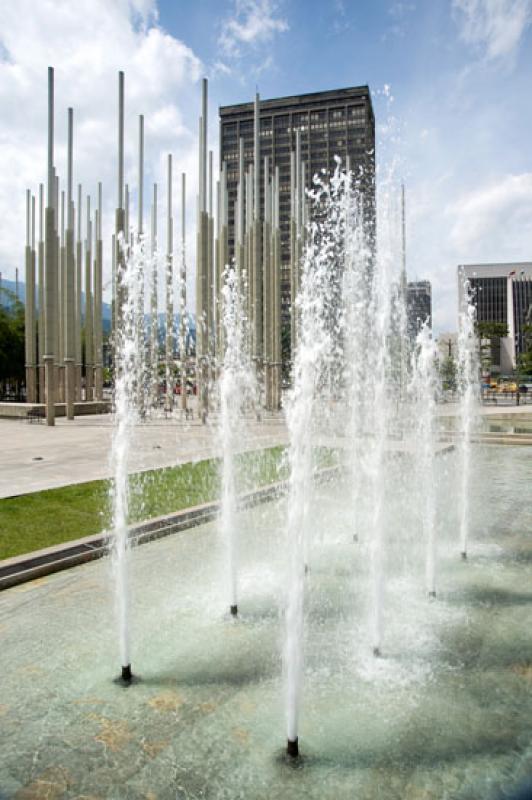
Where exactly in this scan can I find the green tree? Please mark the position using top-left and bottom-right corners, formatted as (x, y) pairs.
(0, 289), (25, 391)
(440, 355), (457, 391)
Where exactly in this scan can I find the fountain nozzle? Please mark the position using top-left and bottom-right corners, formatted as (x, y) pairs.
(428, 590), (436, 599)
(286, 737), (299, 758)
(230, 604), (238, 617)
(461, 551), (467, 561)
(121, 664), (132, 683)
(373, 646), (381, 658)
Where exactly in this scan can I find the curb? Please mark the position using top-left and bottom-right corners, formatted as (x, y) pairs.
(0, 466), (340, 592)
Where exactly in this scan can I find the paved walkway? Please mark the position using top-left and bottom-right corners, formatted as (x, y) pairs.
(0, 409), (288, 499)
(1, 402), (531, 500)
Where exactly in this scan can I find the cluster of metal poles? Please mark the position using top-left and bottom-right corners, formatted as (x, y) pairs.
(195, 83), (309, 420)
(24, 68), (104, 424)
(24, 69), (312, 425)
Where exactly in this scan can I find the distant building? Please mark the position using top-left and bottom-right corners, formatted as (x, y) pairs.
(458, 262), (532, 371)
(407, 280), (432, 339)
(219, 86), (376, 325)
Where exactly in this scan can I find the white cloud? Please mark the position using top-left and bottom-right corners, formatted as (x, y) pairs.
(452, 0), (532, 61)
(219, 0), (289, 57)
(447, 172), (532, 252)
(0, 0), (203, 305)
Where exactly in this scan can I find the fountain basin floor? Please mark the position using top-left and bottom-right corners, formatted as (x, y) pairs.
(1, 445), (532, 799)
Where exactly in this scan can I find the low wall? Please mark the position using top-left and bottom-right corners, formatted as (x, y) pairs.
(0, 401), (111, 419)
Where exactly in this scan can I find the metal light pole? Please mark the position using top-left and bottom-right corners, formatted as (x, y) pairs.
(165, 153), (174, 413)
(44, 66), (56, 426)
(64, 108), (75, 419)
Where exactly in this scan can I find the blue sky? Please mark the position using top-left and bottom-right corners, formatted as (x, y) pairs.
(1, 0), (531, 331)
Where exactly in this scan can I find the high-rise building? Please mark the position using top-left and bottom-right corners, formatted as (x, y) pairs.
(458, 262), (532, 370)
(219, 86), (375, 323)
(407, 280), (432, 339)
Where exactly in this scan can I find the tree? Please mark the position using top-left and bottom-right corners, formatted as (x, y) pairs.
(0, 289), (25, 396)
(440, 355), (457, 391)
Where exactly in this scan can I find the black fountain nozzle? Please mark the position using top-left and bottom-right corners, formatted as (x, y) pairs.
(286, 737), (299, 758)
(373, 646), (381, 658)
(428, 590), (436, 600)
(461, 551), (467, 561)
(304, 563), (310, 576)
(353, 533), (358, 543)
(121, 664), (132, 683)
(230, 604), (238, 617)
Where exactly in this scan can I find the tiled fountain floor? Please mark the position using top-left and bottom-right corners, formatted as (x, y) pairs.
(1, 446), (532, 799)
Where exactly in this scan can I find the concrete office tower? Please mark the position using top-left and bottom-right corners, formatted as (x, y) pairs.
(220, 85), (376, 373)
(94, 183), (104, 401)
(38, 184), (45, 401)
(150, 183), (158, 410)
(165, 153), (174, 413)
(24, 190), (37, 402)
(180, 173), (188, 411)
(85, 197), (93, 400)
(75, 185), (83, 400)
(196, 78), (209, 423)
(64, 108), (76, 419)
(44, 67), (57, 426)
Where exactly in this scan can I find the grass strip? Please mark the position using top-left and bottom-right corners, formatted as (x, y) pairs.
(0, 446), (337, 561)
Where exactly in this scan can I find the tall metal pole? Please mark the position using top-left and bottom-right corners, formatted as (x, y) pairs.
(150, 183), (158, 410)
(252, 92), (263, 397)
(38, 184), (45, 401)
(137, 116), (145, 415)
(180, 173), (187, 412)
(94, 183), (103, 401)
(64, 108), (75, 419)
(165, 154), (174, 412)
(207, 149), (214, 375)
(85, 196), (93, 400)
(44, 66), (56, 425)
(115, 71), (125, 362)
(75, 185), (83, 399)
(24, 190), (37, 401)
(138, 116), (144, 235)
(58, 188), (65, 404)
(196, 78), (209, 422)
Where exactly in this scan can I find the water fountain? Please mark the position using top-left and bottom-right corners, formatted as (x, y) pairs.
(219, 265), (255, 617)
(457, 278), (479, 559)
(7, 67), (532, 800)
(110, 234), (145, 683)
(409, 322), (439, 597)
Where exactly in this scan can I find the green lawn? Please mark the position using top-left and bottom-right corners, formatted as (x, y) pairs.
(0, 446), (299, 561)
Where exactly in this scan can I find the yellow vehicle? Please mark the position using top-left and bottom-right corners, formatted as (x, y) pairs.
(500, 381), (518, 393)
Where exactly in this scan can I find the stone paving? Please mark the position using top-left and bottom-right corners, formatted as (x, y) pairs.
(0, 401), (531, 500)
(0, 404), (288, 499)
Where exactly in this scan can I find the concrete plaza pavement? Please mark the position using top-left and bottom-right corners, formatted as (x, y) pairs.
(0, 406), (288, 499)
(1, 400), (531, 500)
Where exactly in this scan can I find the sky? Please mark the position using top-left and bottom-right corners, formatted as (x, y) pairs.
(0, 0), (531, 332)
